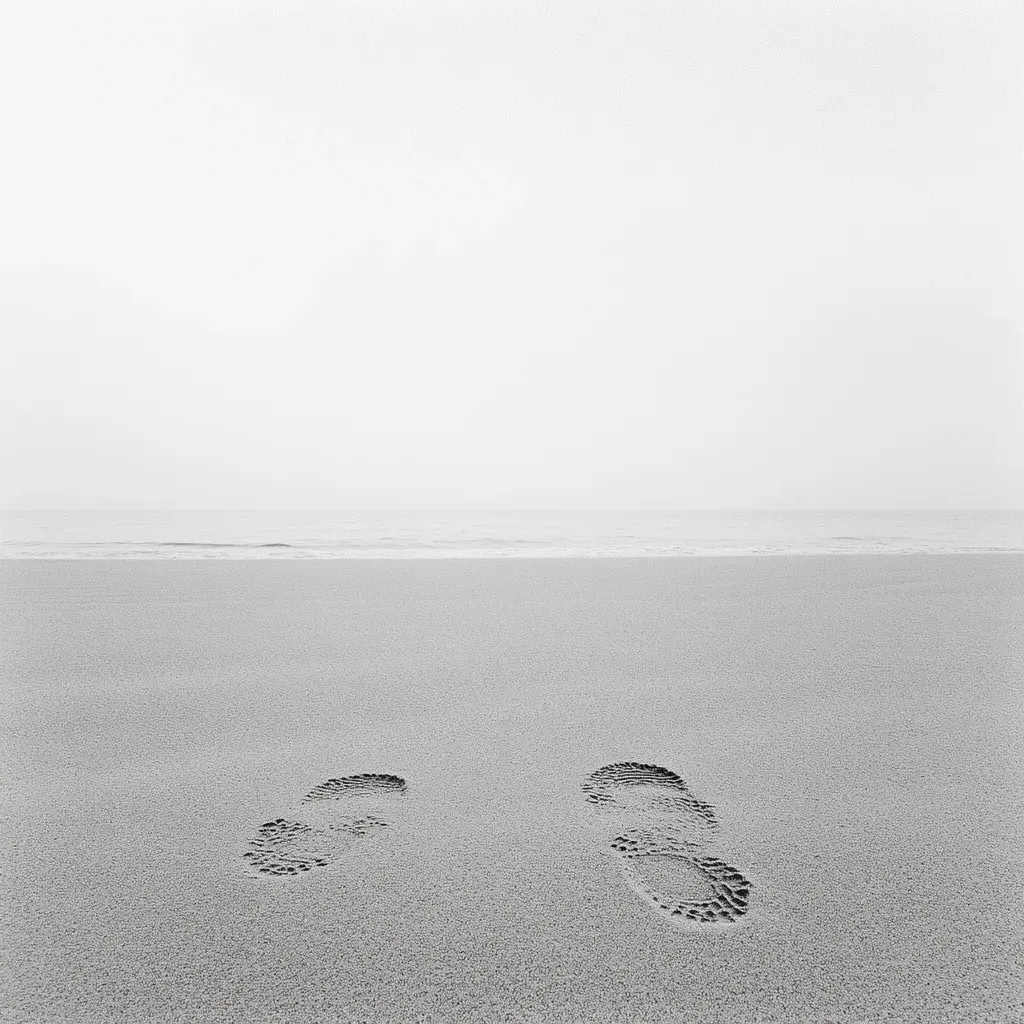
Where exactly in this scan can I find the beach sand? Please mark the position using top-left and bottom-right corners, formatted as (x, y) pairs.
(1, 556), (1022, 1023)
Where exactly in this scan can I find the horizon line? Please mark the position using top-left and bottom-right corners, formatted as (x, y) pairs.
(2, 508), (1022, 515)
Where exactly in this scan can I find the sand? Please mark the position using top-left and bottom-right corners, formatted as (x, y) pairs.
(1, 556), (1022, 1023)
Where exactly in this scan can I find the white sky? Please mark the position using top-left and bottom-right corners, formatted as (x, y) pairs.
(2, 0), (1022, 509)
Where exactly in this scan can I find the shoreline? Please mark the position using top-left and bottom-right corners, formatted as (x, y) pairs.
(3, 548), (1023, 560)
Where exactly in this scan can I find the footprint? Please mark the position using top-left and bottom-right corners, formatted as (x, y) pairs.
(584, 762), (751, 926)
(303, 773), (407, 803)
(583, 761), (719, 835)
(242, 773), (406, 879)
(611, 827), (752, 924)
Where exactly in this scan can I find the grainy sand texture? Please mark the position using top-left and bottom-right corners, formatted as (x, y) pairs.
(1, 556), (1022, 1023)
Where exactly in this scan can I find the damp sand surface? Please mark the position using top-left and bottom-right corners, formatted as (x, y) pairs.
(1, 556), (1022, 1023)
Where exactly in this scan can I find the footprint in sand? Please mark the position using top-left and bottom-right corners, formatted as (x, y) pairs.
(242, 773), (407, 878)
(584, 762), (751, 925)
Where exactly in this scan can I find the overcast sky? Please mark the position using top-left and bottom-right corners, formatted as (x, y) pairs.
(2, 0), (1021, 509)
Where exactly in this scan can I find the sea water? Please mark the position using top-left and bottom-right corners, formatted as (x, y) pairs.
(1, 510), (1020, 558)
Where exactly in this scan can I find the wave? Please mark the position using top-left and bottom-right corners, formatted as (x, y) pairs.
(155, 541), (296, 549)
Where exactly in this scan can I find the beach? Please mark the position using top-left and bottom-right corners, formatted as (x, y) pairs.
(1, 555), (1022, 1023)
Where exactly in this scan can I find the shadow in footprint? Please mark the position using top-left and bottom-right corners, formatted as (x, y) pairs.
(243, 773), (406, 879)
(584, 762), (751, 926)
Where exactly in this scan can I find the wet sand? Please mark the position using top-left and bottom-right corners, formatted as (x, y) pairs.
(1, 556), (1022, 1023)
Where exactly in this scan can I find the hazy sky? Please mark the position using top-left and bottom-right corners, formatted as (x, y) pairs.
(3, 0), (1021, 509)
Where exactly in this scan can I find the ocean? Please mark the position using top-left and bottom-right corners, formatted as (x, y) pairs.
(0, 510), (1020, 558)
